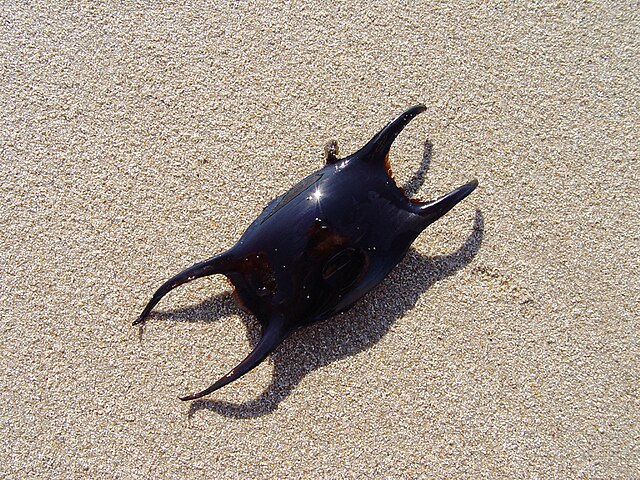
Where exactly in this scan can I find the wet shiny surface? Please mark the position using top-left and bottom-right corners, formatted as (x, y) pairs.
(136, 105), (477, 400)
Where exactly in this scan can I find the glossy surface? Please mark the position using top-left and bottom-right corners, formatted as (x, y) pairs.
(135, 105), (478, 400)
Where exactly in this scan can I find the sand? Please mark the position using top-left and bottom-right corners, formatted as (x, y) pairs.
(1, 1), (638, 478)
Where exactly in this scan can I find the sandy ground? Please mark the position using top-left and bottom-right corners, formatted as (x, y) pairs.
(1, 1), (638, 478)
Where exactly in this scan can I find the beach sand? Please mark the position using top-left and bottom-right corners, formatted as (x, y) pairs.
(1, 1), (638, 478)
